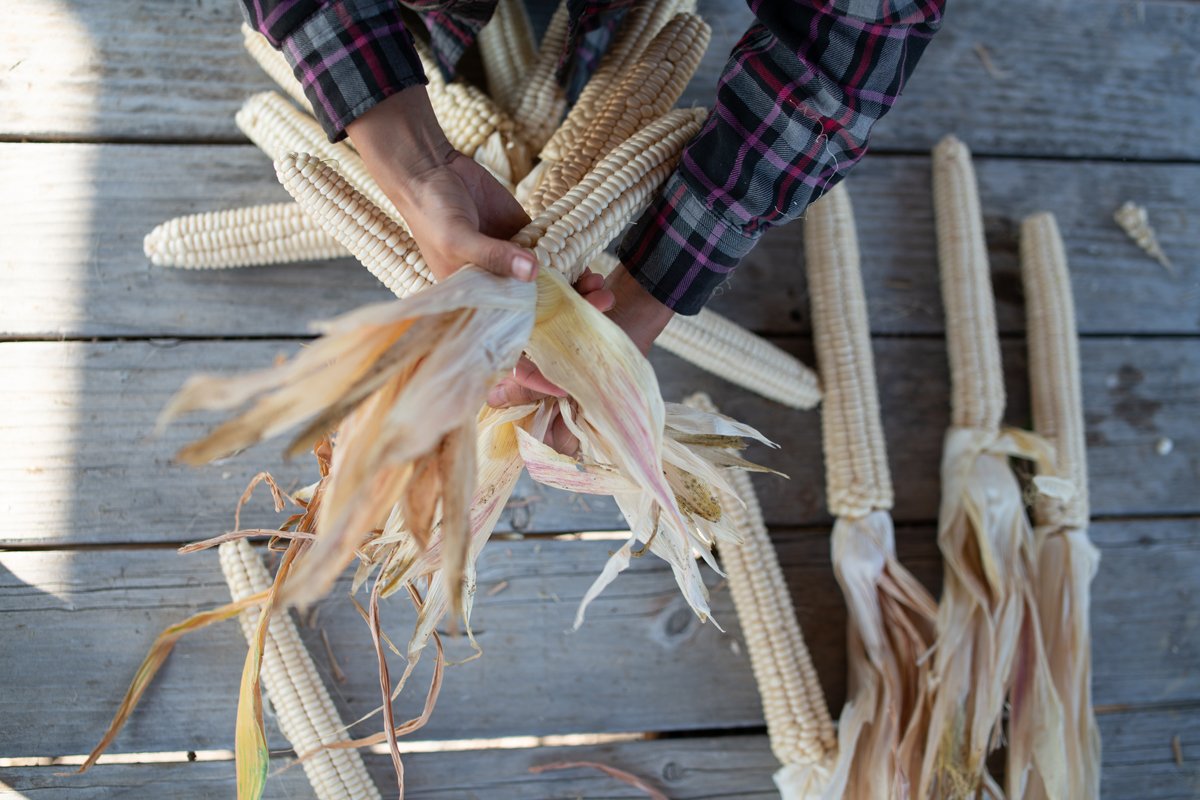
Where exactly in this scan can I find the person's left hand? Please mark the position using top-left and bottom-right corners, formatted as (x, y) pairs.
(487, 263), (674, 454)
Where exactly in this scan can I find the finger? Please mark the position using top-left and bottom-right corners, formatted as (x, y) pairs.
(451, 228), (538, 281)
(583, 287), (615, 313)
(548, 415), (580, 457)
(486, 376), (547, 408)
(575, 271), (604, 293)
(512, 357), (566, 397)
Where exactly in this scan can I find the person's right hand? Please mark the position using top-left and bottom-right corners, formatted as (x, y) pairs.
(347, 85), (537, 282)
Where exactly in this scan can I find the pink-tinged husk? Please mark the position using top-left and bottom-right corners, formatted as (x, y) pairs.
(919, 427), (1067, 798)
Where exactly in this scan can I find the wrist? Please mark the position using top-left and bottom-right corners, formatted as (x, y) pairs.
(606, 264), (674, 354)
(346, 85), (454, 205)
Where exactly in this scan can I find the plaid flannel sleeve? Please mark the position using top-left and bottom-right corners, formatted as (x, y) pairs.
(239, 0), (497, 141)
(617, 0), (944, 315)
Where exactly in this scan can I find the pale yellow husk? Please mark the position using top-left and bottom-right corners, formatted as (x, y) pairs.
(804, 184), (938, 800)
(921, 136), (1067, 798)
(1021, 211), (1102, 800)
(220, 539), (380, 800)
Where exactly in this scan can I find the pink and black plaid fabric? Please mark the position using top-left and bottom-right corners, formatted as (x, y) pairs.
(241, 0), (943, 315)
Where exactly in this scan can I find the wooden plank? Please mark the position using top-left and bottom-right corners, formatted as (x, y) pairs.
(3, 143), (1195, 340)
(0, 519), (1195, 758)
(2, 335), (1196, 546)
(4, 737), (784, 799)
(5, 1), (1198, 162)
(686, 0), (1200, 161)
(9, 703), (1198, 799)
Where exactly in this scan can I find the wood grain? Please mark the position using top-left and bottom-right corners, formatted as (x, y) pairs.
(3, 144), (1194, 340)
(2, 336), (1195, 546)
(9, 702), (1198, 800)
(4, 1), (1197, 161)
(0, 519), (1195, 760)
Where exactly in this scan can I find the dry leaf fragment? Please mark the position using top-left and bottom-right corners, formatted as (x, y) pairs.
(1114, 200), (1174, 272)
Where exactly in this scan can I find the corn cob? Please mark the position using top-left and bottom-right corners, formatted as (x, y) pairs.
(237, 91), (397, 217)
(684, 392), (835, 797)
(477, 0), (536, 115)
(511, 0), (571, 151)
(219, 540), (381, 800)
(241, 24), (314, 114)
(412, 38), (531, 187)
(143, 202), (344, 269)
(513, 107), (707, 282)
(804, 185), (892, 518)
(933, 136), (1005, 431)
(1021, 211), (1102, 800)
(588, 252), (820, 409)
(530, 13), (710, 211)
(804, 183), (938, 798)
(539, 0), (693, 162)
(275, 154), (432, 297)
(923, 136), (1066, 799)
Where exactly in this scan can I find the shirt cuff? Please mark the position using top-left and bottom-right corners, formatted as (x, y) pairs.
(616, 172), (760, 316)
(280, 0), (427, 141)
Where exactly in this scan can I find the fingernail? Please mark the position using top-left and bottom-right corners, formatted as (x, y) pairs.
(486, 385), (507, 407)
(511, 253), (535, 281)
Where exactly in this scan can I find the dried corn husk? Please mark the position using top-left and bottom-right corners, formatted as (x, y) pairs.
(685, 391), (836, 798)
(1021, 211), (1102, 800)
(804, 184), (938, 799)
(921, 136), (1066, 798)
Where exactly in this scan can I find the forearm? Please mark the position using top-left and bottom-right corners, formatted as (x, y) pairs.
(238, 0), (427, 141)
(619, 0), (945, 315)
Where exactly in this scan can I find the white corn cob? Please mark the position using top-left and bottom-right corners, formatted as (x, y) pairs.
(477, 0), (537, 114)
(589, 252), (821, 409)
(925, 136), (1066, 799)
(805, 183), (938, 798)
(530, 13), (710, 212)
(1021, 211), (1102, 800)
(685, 392), (836, 797)
(511, 0), (571, 151)
(1113, 200), (1173, 271)
(514, 107), (708, 282)
(241, 23), (314, 114)
(237, 91), (397, 218)
(219, 540), (381, 800)
(804, 184), (892, 518)
(1025, 213), (1089, 528)
(933, 136), (1005, 430)
(275, 155), (433, 297)
(144, 203), (343, 269)
(540, 0), (693, 162)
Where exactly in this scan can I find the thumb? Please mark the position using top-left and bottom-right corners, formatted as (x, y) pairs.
(454, 229), (537, 282)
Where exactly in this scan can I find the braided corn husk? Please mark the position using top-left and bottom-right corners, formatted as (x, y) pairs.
(1021, 212), (1102, 800)
(219, 540), (380, 800)
(477, 0), (536, 115)
(922, 136), (1066, 799)
(685, 392), (835, 798)
(804, 184), (938, 799)
(144, 203), (343, 269)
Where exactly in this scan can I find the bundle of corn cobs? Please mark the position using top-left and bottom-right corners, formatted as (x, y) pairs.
(84, 2), (816, 798)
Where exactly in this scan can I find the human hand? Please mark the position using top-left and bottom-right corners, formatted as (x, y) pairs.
(347, 86), (537, 282)
(486, 263), (675, 454)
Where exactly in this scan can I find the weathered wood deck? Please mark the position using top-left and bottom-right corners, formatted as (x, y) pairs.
(1, 1), (1197, 797)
